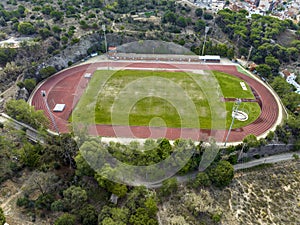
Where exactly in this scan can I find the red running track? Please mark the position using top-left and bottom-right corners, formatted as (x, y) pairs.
(30, 62), (279, 142)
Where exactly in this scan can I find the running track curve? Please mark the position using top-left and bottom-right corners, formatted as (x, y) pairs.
(30, 62), (279, 143)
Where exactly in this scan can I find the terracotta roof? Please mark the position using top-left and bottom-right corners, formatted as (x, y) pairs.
(282, 69), (291, 77)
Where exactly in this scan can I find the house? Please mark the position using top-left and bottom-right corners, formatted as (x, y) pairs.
(280, 69), (300, 94)
(248, 62), (257, 71)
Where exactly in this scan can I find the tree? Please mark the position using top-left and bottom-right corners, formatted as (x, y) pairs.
(195, 8), (203, 17)
(17, 5), (26, 15)
(35, 193), (55, 210)
(282, 92), (300, 112)
(52, 25), (62, 33)
(110, 183), (128, 198)
(0, 207), (5, 225)
(265, 55), (280, 73)
(208, 160), (234, 187)
(75, 152), (95, 177)
(144, 197), (158, 217)
(266, 131), (275, 141)
(79, 205), (97, 225)
(176, 16), (187, 28)
(101, 217), (125, 225)
(292, 154), (299, 160)
(18, 22), (36, 35)
(243, 134), (260, 147)
(203, 13), (213, 20)
(216, 43), (228, 57)
(41, 5), (53, 15)
(287, 47), (298, 61)
(5, 99), (49, 129)
(162, 11), (176, 24)
(23, 78), (36, 92)
(270, 76), (293, 97)
(194, 19), (205, 32)
(19, 142), (41, 168)
(51, 133), (78, 168)
(118, 0), (128, 8)
(0, 48), (17, 66)
(39, 28), (52, 39)
(63, 186), (87, 211)
(255, 64), (272, 78)
(24, 171), (59, 195)
(110, 207), (130, 224)
(54, 213), (76, 225)
(160, 178), (178, 197)
(157, 138), (172, 160)
(129, 208), (157, 225)
(193, 172), (211, 188)
(39, 66), (57, 79)
(50, 10), (63, 21)
(51, 200), (64, 212)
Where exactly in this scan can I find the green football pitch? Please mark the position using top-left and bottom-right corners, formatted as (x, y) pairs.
(72, 70), (261, 129)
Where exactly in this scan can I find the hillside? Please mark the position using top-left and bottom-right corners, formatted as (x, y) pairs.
(159, 160), (300, 224)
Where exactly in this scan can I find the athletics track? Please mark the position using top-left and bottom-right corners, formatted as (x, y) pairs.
(30, 61), (279, 143)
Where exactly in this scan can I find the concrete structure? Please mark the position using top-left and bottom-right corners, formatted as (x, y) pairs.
(199, 55), (221, 62)
(53, 104), (66, 112)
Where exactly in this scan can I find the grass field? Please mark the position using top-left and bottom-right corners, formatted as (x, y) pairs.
(72, 70), (260, 129)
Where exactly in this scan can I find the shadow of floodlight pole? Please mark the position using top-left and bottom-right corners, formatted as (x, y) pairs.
(224, 98), (242, 147)
(41, 90), (60, 135)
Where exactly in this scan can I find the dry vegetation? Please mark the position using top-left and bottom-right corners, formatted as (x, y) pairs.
(159, 160), (300, 225)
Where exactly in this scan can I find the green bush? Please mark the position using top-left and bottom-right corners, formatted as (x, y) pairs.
(18, 22), (36, 35)
(208, 160), (234, 187)
(54, 213), (76, 225)
(16, 196), (30, 207)
(39, 66), (57, 79)
(23, 78), (36, 92)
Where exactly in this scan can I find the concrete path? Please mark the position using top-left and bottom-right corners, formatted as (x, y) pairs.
(234, 152), (299, 170)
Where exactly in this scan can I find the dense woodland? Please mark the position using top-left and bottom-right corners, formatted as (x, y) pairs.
(0, 99), (236, 224)
(0, 0), (300, 224)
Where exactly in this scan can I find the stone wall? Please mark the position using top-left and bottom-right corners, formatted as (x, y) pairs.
(240, 144), (295, 160)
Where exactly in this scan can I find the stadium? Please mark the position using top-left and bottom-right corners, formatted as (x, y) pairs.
(29, 54), (281, 144)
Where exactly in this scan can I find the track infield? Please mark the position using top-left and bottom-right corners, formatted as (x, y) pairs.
(72, 69), (260, 130)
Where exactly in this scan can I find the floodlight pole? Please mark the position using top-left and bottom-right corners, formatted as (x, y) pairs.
(102, 25), (108, 55)
(201, 26), (210, 56)
(246, 45), (253, 66)
(224, 98), (241, 147)
(41, 90), (60, 134)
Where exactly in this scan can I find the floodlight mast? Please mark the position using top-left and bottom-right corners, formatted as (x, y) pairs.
(201, 26), (210, 56)
(224, 98), (241, 147)
(41, 90), (60, 134)
(102, 25), (108, 55)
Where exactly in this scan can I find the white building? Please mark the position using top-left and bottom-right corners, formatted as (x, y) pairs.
(280, 70), (300, 94)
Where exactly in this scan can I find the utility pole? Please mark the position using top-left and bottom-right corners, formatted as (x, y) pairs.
(201, 26), (210, 56)
(224, 98), (241, 147)
(41, 90), (59, 134)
